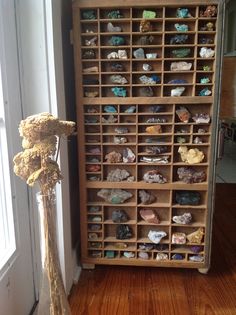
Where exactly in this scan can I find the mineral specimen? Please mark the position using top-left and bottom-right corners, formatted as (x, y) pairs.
(175, 191), (201, 205)
(172, 232), (186, 244)
(148, 230), (167, 244)
(172, 48), (191, 58)
(83, 78), (99, 85)
(193, 137), (203, 144)
(82, 49), (96, 59)
(107, 169), (131, 182)
(83, 66), (99, 73)
(114, 136), (128, 144)
(125, 106), (136, 113)
(176, 8), (192, 18)
(88, 206), (100, 212)
(156, 253), (168, 261)
(143, 63), (152, 71)
(108, 36), (125, 46)
(85, 36), (97, 46)
(107, 22), (122, 32)
(171, 254), (184, 260)
(176, 136), (186, 144)
(115, 243), (128, 249)
(190, 245), (203, 253)
(110, 75), (128, 84)
(89, 224), (101, 231)
(142, 10), (156, 19)
(200, 22), (214, 31)
(87, 147), (101, 154)
(200, 77), (210, 84)
(138, 252), (149, 260)
(139, 75), (160, 84)
(146, 117), (166, 123)
(150, 105), (165, 113)
(105, 151), (122, 163)
(170, 34), (188, 45)
(116, 225), (132, 239)
(86, 165), (101, 172)
(171, 86), (185, 96)
(123, 251), (135, 258)
(174, 23), (188, 32)
(139, 190), (156, 204)
(199, 37), (214, 44)
(137, 35), (154, 45)
(146, 53), (158, 59)
(101, 115), (118, 123)
(156, 244), (169, 251)
(199, 88), (212, 96)
(90, 251), (102, 258)
(171, 61), (192, 71)
(111, 87), (127, 97)
(187, 227), (204, 244)
(143, 170), (167, 183)
(200, 5), (217, 17)
(176, 106), (191, 123)
(140, 19), (152, 32)
(145, 146), (168, 154)
(140, 209), (160, 224)
(111, 63), (124, 72)
(140, 156), (169, 164)
(84, 91), (99, 97)
(123, 147), (136, 163)
(114, 127), (129, 134)
(199, 47), (215, 58)
(140, 87), (154, 97)
(189, 255), (204, 262)
(97, 189), (133, 204)
(91, 216), (102, 222)
(192, 113), (211, 124)
(105, 251), (115, 258)
(82, 10), (96, 20)
(146, 125), (162, 134)
(107, 51), (119, 59)
(177, 167), (206, 183)
(112, 209), (129, 223)
(178, 146), (204, 164)
(203, 65), (211, 71)
(118, 50), (128, 59)
(88, 233), (98, 240)
(107, 10), (123, 19)
(139, 243), (154, 250)
(133, 48), (145, 59)
(172, 212), (192, 224)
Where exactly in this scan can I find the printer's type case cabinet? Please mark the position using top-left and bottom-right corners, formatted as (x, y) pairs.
(72, 0), (224, 272)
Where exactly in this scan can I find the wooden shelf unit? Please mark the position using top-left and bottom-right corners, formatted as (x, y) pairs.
(72, 0), (224, 271)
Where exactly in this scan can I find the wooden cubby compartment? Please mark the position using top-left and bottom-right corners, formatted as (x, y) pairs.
(73, 0), (223, 270)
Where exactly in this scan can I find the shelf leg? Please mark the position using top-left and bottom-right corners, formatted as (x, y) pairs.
(82, 263), (95, 270)
(198, 267), (209, 274)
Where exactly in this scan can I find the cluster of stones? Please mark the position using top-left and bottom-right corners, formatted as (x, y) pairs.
(105, 148), (135, 163)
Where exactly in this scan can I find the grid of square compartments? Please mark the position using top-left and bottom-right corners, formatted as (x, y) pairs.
(80, 5), (217, 98)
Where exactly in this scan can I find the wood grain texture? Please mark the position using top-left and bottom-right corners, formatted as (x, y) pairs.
(69, 184), (236, 315)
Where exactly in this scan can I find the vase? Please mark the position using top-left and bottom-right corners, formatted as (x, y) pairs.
(36, 191), (71, 315)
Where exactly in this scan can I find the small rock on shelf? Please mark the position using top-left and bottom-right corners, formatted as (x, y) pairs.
(114, 126), (129, 134)
(172, 48), (191, 58)
(176, 8), (192, 18)
(82, 10), (96, 20)
(171, 61), (192, 71)
(138, 252), (149, 260)
(123, 147), (136, 163)
(189, 255), (204, 262)
(172, 212), (192, 224)
(146, 125), (162, 134)
(107, 22), (122, 32)
(107, 168), (132, 182)
(123, 251), (135, 258)
(116, 225), (132, 240)
(175, 191), (201, 205)
(148, 230), (167, 244)
(192, 113), (211, 124)
(170, 34), (188, 45)
(140, 19), (152, 32)
(174, 23), (188, 32)
(111, 87), (127, 97)
(142, 10), (156, 19)
(171, 232), (186, 244)
(177, 167), (206, 183)
(140, 86), (154, 97)
(178, 146), (204, 164)
(139, 190), (156, 204)
(133, 48), (145, 59)
(107, 10), (123, 19)
(105, 151), (122, 163)
(108, 36), (125, 46)
(140, 209), (160, 224)
(200, 5), (217, 18)
(176, 106), (191, 123)
(199, 47), (215, 58)
(97, 189), (133, 204)
(171, 86), (185, 97)
(143, 170), (167, 183)
(187, 227), (204, 244)
(171, 253), (184, 260)
(156, 253), (168, 261)
(112, 209), (129, 223)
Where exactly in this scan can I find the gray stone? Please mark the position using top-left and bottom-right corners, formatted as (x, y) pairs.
(107, 168), (131, 182)
(133, 48), (145, 59)
(139, 190), (156, 204)
(112, 209), (129, 223)
(97, 189), (133, 204)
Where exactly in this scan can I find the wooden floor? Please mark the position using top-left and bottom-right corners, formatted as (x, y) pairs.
(69, 184), (236, 315)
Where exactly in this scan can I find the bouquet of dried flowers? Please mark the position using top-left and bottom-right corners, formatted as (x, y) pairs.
(13, 112), (75, 315)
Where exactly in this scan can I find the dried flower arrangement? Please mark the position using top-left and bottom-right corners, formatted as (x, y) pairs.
(13, 112), (75, 315)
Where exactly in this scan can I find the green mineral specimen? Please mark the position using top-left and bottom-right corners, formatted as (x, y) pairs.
(142, 10), (156, 19)
(200, 77), (210, 84)
(82, 10), (96, 20)
(108, 36), (125, 46)
(174, 23), (188, 32)
(111, 87), (127, 97)
(203, 65), (211, 71)
(107, 10), (123, 19)
(172, 48), (191, 58)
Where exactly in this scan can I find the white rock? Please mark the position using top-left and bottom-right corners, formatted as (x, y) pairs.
(148, 230), (167, 244)
(199, 47), (215, 58)
(171, 86), (185, 96)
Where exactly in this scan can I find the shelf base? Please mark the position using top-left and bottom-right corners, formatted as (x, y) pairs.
(198, 267), (209, 274)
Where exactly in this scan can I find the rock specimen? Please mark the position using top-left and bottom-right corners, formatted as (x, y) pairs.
(101, 115), (118, 123)
(140, 209), (160, 224)
(85, 36), (97, 46)
(145, 146), (168, 154)
(89, 224), (101, 231)
(86, 165), (101, 172)
(192, 113), (210, 124)
(199, 88), (212, 96)
(171, 87), (185, 96)
(142, 10), (156, 19)
(193, 137), (203, 144)
(172, 232), (186, 244)
(115, 243), (128, 249)
(114, 136), (128, 144)
(110, 75), (128, 85)
(172, 254), (184, 260)
(200, 5), (217, 17)
(105, 151), (122, 163)
(107, 51), (119, 59)
(82, 49), (96, 59)
(143, 170), (167, 183)
(175, 191), (201, 205)
(83, 78), (99, 85)
(88, 233), (98, 239)
(199, 37), (214, 44)
(107, 168), (131, 182)
(170, 34), (188, 45)
(111, 87), (127, 97)
(176, 136), (186, 144)
(83, 66), (99, 73)
(87, 147), (101, 154)
(140, 87), (154, 97)
(203, 65), (211, 71)
(139, 190), (156, 204)
(200, 77), (210, 84)
(105, 251), (115, 258)
(107, 10), (123, 19)
(189, 255), (204, 262)
(156, 244), (169, 251)
(176, 106), (191, 123)
(138, 252), (149, 260)
(97, 189), (133, 204)
(150, 105), (165, 113)
(107, 22), (122, 32)
(140, 156), (169, 164)
(139, 243), (154, 250)
(146, 53), (158, 59)
(199, 47), (215, 58)
(107, 50), (128, 59)
(190, 245), (203, 253)
(111, 63), (124, 72)
(172, 48), (191, 58)
(174, 23), (188, 32)
(115, 126), (129, 134)
(91, 216), (102, 222)
(140, 19), (152, 32)
(148, 230), (167, 244)
(176, 8), (192, 18)
(123, 251), (135, 258)
(187, 227), (204, 244)
(200, 22), (214, 31)
(88, 206), (100, 213)
(177, 167), (206, 183)
(137, 35), (154, 45)
(171, 61), (192, 71)
(178, 146), (204, 164)
(112, 209), (129, 223)
(123, 147), (136, 163)
(82, 10), (96, 20)
(84, 91), (99, 97)
(125, 106), (136, 113)
(156, 253), (168, 261)
(146, 117), (166, 123)
(108, 36), (125, 46)
(146, 125), (162, 134)
(139, 75), (160, 84)
(143, 63), (152, 71)
(133, 48), (145, 59)
(116, 225), (132, 239)
(172, 212), (192, 224)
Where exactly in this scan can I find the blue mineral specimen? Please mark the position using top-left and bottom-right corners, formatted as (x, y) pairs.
(111, 87), (127, 97)
(176, 8), (191, 18)
(108, 36), (125, 46)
